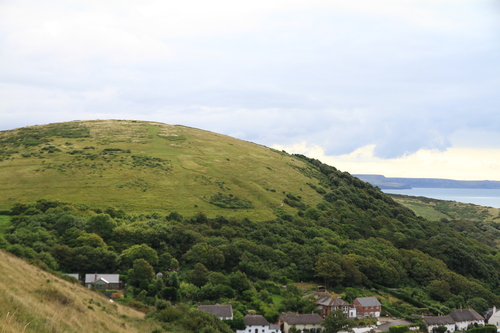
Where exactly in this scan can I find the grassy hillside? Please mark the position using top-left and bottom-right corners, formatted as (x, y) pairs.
(0, 120), (325, 220)
(388, 193), (500, 247)
(388, 193), (500, 222)
(0, 250), (159, 333)
(4, 120), (500, 328)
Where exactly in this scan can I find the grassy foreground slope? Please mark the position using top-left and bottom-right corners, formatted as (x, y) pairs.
(0, 250), (158, 333)
(0, 120), (324, 219)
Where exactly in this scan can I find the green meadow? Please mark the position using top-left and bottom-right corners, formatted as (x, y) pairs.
(0, 120), (325, 219)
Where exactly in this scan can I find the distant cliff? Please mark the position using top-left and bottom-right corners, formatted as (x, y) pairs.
(354, 174), (500, 189)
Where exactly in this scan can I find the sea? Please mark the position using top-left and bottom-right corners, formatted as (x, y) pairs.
(381, 188), (500, 209)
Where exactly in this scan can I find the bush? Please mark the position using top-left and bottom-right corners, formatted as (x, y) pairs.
(389, 325), (409, 333)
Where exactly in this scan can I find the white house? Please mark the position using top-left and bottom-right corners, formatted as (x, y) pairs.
(278, 313), (323, 333)
(197, 304), (233, 320)
(237, 314), (281, 333)
(423, 315), (457, 333)
(423, 309), (485, 333)
(450, 309), (485, 330)
(486, 306), (500, 328)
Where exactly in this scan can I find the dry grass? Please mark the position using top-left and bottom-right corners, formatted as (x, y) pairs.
(0, 250), (158, 333)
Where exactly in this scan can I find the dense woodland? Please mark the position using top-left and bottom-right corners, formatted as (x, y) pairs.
(2, 154), (500, 331)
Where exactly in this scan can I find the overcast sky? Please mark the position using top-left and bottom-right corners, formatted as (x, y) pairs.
(1, 0), (499, 180)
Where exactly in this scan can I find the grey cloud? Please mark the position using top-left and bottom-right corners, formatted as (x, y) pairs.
(0, 0), (499, 163)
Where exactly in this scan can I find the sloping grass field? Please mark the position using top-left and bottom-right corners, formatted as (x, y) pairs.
(0, 250), (158, 333)
(0, 120), (325, 219)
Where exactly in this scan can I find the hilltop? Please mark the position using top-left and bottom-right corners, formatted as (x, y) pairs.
(0, 120), (324, 219)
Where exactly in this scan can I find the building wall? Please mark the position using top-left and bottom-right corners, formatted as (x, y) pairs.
(489, 312), (500, 328)
(238, 325), (280, 333)
(283, 323), (321, 333)
(427, 324), (455, 333)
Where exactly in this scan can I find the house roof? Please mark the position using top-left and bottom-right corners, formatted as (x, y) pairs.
(280, 313), (323, 325)
(197, 304), (233, 318)
(84, 274), (120, 284)
(354, 297), (381, 307)
(244, 314), (270, 326)
(449, 309), (484, 322)
(484, 307), (499, 320)
(64, 273), (79, 280)
(422, 315), (456, 326)
(316, 294), (350, 307)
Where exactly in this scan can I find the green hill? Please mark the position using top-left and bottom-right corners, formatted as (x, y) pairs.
(0, 120), (325, 219)
(2, 120), (500, 329)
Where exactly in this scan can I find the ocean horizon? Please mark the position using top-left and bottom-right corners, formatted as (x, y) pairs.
(381, 187), (500, 209)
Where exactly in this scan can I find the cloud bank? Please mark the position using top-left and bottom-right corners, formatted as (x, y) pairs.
(1, 0), (499, 178)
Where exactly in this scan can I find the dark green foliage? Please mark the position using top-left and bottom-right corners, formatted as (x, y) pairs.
(4, 152), (500, 322)
(467, 326), (498, 333)
(159, 135), (186, 141)
(131, 155), (171, 170)
(209, 192), (254, 209)
(128, 259), (155, 287)
(389, 325), (409, 333)
(0, 124), (90, 150)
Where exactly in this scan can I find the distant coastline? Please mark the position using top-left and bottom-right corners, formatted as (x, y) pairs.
(354, 174), (500, 190)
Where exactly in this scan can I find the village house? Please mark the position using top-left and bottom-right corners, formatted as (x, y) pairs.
(237, 314), (281, 333)
(423, 315), (457, 333)
(485, 306), (500, 328)
(278, 313), (323, 333)
(353, 297), (382, 318)
(197, 304), (233, 320)
(422, 308), (485, 333)
(84, 273), (121, 290)
(315, 294), (357, 318)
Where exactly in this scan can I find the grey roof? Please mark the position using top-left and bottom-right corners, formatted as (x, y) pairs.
(84, 274), (120, 284)
(422, 315), (456, 326)
(280, 313), (323, 325)
(449, 309), (484, 322)
(354, 297), (381, 307)
(244, 314), (270, 326)
(64, 273), (79, 280)
(316, 294), (350, 307)
(197, 304), (233, 318)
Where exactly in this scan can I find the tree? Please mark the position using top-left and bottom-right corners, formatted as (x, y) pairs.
(128, 259), (155, 288)
(119, 244), (159, 269)
(189, 263), (210, 287)
(86, 213), (117, 240)
(314, 252), (344, 287)
(427, 280), (452, 302)
(322, 309), (355, 333)
(183, 243), (225, 270)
